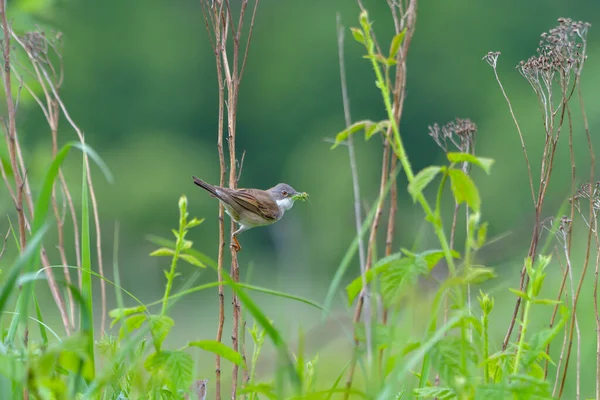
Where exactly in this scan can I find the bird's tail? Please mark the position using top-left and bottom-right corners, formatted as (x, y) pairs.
(192, 176), (219, 197)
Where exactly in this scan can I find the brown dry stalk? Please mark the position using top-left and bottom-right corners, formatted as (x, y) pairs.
(200, 2), (227, 398)
(0, 6), (71, 335)
(200, 1), (259, 397)
(29, 44), (108, 335)
(11, 55), (83, 331)
(0, 2), (27, 252)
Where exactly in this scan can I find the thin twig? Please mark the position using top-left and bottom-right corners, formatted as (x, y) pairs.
(345, 139), (390, 399)
(336, 12), (371, 366)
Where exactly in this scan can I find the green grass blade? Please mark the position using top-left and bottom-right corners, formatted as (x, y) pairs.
(33, 293), (49, 346)
(0, 223), (49, 340)
(224, 272), (302, 393)
(80, 164), (94, 370)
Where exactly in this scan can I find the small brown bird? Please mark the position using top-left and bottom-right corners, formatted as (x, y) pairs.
(192, 176), (307, 251)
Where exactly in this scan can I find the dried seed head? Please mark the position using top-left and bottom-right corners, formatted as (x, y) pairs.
(518, 18), (590, 80)
(428, 118), (477, 153)
(483, 51), (501, 68)
(20, 31), (47, 59)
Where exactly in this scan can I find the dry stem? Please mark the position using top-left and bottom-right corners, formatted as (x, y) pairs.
(200, 1), (259, 397)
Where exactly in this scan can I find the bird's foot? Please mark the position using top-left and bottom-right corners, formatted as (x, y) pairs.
(231, 235), (242, 252)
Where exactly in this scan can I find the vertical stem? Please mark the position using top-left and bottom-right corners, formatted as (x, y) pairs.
(0, 0), (26, 252)
(215, 9), (227, 400)
(336, 13), (371, 368)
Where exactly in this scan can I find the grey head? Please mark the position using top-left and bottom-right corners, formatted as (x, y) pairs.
(268, 183), (299, 211)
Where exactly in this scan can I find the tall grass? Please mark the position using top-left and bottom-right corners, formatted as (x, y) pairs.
(0, 0), (597, 399)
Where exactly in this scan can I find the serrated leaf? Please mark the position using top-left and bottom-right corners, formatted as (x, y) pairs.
(408, 166), (442, 203)
(150, 247), (175, 257)
(447, 152), (495, 175)
(119, 314), (147, 339)
(420, 249), (460, 270)
(350, 27), (365, 45)
(145, 350), (193, 392)
(188, 340), (245, 368)
(448, 169), (481, 212)
(345, 252), (403, 304)
(179, 253), (206, 268)
(149, 315), (174, 351)
(109, 305), (147, 327)
(380, 256), (430, 307)
(388, 29), (406, 60)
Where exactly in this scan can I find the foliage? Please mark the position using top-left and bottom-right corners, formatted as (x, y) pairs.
(0, 1), (597, 399)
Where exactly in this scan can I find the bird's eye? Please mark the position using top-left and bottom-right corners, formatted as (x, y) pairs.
(282, 190), (288, 197)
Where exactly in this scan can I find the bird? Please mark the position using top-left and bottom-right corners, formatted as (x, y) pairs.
(192, 176), (307, 251)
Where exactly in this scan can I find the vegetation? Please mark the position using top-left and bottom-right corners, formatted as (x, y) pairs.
(0, 0), (598, 399)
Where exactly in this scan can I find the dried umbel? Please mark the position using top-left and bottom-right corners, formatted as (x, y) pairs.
(428, 117), (477, 153)
(518, 18), (590, 88)
(572, 181), (600, 212)
(20, 31), (47, 58)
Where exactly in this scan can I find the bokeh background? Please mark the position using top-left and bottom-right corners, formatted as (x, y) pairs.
(1, 0), (600, 395)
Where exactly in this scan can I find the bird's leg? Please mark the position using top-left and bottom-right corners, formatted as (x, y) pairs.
(231, 225), (246, 252)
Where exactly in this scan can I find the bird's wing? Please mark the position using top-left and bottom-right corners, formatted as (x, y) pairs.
(225, 189), (281, 221)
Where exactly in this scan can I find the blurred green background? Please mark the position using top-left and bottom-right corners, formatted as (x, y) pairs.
(2, 0), (600, 395)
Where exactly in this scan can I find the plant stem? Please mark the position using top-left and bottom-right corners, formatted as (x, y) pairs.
(513, 293), (531, 374)
(162, 224), (183, 316)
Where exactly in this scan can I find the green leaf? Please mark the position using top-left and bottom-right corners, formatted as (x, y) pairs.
(345, 252), (403, 304)
(145, 350), (193, 393)
(0, 153), (12, 176)
(350, 27), (365, 45)
(188, 340), (245, 368)
(331, 120), (371, 149)
(412, 387), (456, 399)
(476, 222), (488, 249)
(150, 247), (175, 257)
(146, 234), (218, 269)
(418, 249), (460, 270)
(120, 314), (147, 339)
(447, 152), (495, 175)
(149, 315), (174, 351)
(364, 120), (390, 140)
(239, 383), (277, 399)
(462, 267), (496, 284)
(388, 29), (406, 60)
(185, 217), (204, 229)
(179, 253), (206, 268)
(408, 166), (442, 203)
(109, 305), (147, 326)
(533, 298), (561, 305)
(380, 255), (429, 307)
(508, 288), (530, 301)
(448, 169), (481, 212)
